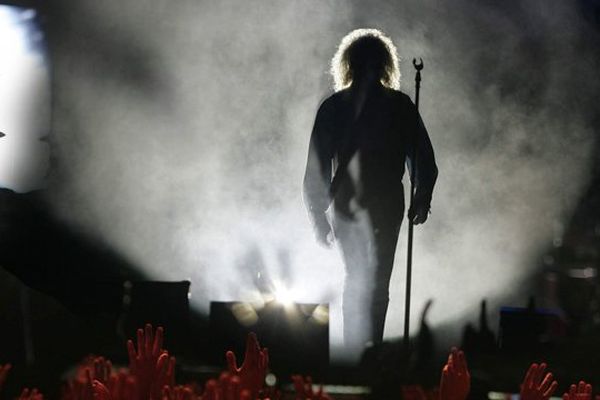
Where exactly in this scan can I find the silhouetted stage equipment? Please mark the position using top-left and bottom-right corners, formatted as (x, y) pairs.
(498, 306), (565, 353)
(209, 301), (329, 375)
(121, 280), (191, 355)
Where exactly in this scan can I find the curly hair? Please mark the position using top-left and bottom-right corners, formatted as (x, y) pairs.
(330, 28), (400, 92)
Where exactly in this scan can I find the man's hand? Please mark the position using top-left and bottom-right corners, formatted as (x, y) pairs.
(316, 226), (334, 247)
(408, 204), (429, 224)
(408, 192), (431, 225)
(314, 215), (334, 247)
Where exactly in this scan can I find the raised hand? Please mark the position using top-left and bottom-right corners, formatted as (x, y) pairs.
(427, 387), (440, 400)
(292, 375), (331, 400)
(19, 388), (44, 400)
(63, 367), (95, 400)
(439, 348), (470, 400)
(201, 374), (251, 400)
(200, 379), (219, 400)
(520, 363), (558, 400)
(401, 385), (427, 400)
(127, 324), (164, 376)
(0, 363), (11, 392)
(127, 324), (171, 400)
(261, 384), (282, 400)
(93, 357), (113, 385)
(162, 385), (194, 400)
(226, 333), (269, 399)
(153, 353), (176, 399)
(563, 381), (593, 400)
(107, 371), (138, 400)
(93, 381), (113, 400)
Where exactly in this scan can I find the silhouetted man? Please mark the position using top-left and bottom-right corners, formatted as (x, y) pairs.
(303, 29), (438, 353)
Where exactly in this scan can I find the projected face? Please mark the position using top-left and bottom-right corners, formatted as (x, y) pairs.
(0, 6), (50, 193)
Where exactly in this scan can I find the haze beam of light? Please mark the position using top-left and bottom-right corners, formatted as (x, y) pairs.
(0, 5), (50, 193)
(43, 0), (600, 360)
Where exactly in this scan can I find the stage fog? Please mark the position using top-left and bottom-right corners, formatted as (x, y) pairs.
(10, 1), (598, 357)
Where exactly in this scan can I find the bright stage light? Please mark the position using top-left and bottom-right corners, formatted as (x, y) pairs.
(273, 282), (294, 307)
(0, 5), (49, 193)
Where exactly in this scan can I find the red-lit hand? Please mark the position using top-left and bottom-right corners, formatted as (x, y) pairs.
(292, 375), (331, 400)
(427, 387), (440, 400)
(563, 381), (592, 400)
(108, 371), (138, 400)
(19, 388), (44, 400)
(520, 363), (558, 400)
(201, 374), (251, 400)
(226, 333), (269, 399)
(152, 353), (176, 400)
(0, 363), (11, 392)
(93, 381), (113, 400)
(64, 367), (94, 400)
(127, 324), (166, 400)
(401, 385), (428, 400)
(93, 357), (113, 385)
(262, 384), (282, 400)
(439, 347), (470, 400)
(162, 385), (194, 400)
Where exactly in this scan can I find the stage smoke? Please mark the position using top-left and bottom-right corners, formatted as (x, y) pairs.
(41, 0), (599, 358)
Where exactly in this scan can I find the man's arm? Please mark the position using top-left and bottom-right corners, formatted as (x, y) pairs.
(406, 99), (438, 224)
(303, 100), (335, 243)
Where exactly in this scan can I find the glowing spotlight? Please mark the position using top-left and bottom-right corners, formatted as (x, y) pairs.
(273, 284), (294, 307)
(231, 302), (259, 327)
(310, 304), (330, 325)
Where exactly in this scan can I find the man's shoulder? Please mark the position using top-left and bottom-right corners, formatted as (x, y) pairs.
(315, 91), (345, 116)
(384, 87), (412, 103)
(320, 90), (345, 106)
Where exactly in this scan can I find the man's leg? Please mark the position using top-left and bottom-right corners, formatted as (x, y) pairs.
(368, 203), (403, 344)
(332, 207), (375, 354)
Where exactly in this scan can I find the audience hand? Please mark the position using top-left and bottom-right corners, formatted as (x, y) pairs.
(127, 324), (170, 400)
(93, 357), (113, 385)
(563, 381), (592, 400)
(292, 375), (331, 400)
(93, 381), (113, 400)
(108, 372), (138, 400)
(439, 348), (470, 400)
(63, 367), (94, 400)
(162, 385), (194, 400)
(153, 353), (176, 400)
(19, 388), (44, 400)
(401, 385), (427, 400)
(520, 363), (558, 400)
(201, 374), (251, 400)
(0, 363), (11, 391)
(226, 333), (269, 399)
